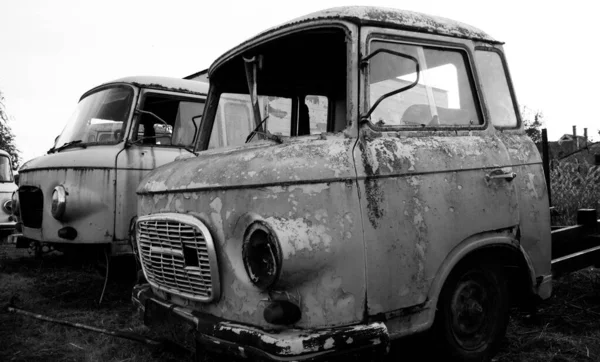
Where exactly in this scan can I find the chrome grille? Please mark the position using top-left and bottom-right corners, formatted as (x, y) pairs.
(137, 214), (219, 302)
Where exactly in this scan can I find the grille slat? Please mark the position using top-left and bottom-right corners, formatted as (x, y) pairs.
(137, 217), (216, 301)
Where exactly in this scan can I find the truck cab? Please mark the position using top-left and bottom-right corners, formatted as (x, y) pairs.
(132, 7), (551, 361)
(0, 150), (17, 241)
(13, 76), (208, 256)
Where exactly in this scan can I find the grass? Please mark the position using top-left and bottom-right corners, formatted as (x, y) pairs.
(0, 252), (193, 362)
(2, 251), (600, 362)
(550, 159), (600, 225)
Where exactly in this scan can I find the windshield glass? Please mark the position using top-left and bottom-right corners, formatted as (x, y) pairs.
(54, 86), (133, 150)
(0, 155), (13, 182)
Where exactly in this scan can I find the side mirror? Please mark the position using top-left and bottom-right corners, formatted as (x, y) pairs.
(14, 174), (19, 186)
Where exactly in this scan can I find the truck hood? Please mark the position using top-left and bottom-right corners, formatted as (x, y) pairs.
(138, 136), (357, 194)
(19, 146), (123, 172)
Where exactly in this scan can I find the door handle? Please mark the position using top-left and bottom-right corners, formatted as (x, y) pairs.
(485, 170), (517, 182)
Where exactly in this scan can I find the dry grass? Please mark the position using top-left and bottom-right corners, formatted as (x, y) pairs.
(495, 268), (600, 362)
(3, 250), (600, 362)
(551, 160), (600, 226)
(0, 252), (194, 362)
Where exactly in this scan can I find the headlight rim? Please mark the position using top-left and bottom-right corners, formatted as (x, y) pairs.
(51, 185), (67, 220)
(2, 199), (12, 214)
(242, 221), (282, 290)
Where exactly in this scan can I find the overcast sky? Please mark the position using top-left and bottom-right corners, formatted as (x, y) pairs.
(1, 0), (597, 164)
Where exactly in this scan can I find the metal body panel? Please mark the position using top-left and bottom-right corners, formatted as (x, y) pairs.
(114, 145), (192, 242)
(19, 148), (117, 243)
(356, 126), (520, 314)
(138, 136), (366, 329)
(0, 177), (17, 226)
(498, 132), (552, 280)
(16, 80), (208, 252)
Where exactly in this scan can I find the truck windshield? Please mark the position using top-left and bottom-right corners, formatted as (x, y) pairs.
(204, 28), (346, 150)
(0, 155), (13, 182)
(53, 87), (133, 151)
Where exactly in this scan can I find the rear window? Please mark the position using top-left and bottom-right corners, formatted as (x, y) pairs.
(475, 50), (518, 128)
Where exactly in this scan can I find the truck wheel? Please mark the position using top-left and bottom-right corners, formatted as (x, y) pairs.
(434, 262), (509, 362)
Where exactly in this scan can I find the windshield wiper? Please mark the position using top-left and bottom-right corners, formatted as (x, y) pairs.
(245, 115), (269, 143)
(244, 115), (285, 144)
(51, 140), (86, 153)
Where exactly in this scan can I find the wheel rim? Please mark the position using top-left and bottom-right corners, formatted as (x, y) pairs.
(449, 270), (497, 351)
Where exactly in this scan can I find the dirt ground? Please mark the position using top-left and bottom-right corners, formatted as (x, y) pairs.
(1, 250), (600, 362)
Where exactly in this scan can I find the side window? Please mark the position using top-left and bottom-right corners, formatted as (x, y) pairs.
(368, 41), (481, 127)
(475, 50), (518, 128)
(209, 93), (295, 149)
(208, 93), (330, 150)
(264, 97), (292, 136)
(209, 93), (254, 149)
(305, 95), (328, 134)
(135, 94), (204, 147)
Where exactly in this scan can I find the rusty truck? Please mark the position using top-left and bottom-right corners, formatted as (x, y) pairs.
(11, 76), (208, 257)
(129, 6), (600, 362)
(0, 150), (17, 242)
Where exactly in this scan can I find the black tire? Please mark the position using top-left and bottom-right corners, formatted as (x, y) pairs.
(434, 262), (509, 362)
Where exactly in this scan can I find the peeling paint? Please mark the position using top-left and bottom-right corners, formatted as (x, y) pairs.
(266, 216), (333, 259)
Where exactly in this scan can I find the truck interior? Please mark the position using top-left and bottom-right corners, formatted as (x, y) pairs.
(207, 27), (348, 149)
(133, 94), (205, 147)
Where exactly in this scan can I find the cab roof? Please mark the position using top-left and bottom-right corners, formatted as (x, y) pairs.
(210, 6), (500, 74)
(83, 76), (209, 100)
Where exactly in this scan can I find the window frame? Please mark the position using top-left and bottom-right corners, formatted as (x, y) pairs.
(363, 33), (486, 132)
(474, 46), (522, 130)
(132, 90), (206, 148)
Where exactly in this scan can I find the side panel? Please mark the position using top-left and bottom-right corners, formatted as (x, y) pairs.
(356, 127), (520, 314)
(498, 133), (552, 283)
(114, 146), (189, 242)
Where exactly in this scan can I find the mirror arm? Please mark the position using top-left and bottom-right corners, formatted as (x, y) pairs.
(191, 115), (202, 146)
(360, 48), (419, 67)
(135, 109), (169, 126)
(361, 65), (420, 121)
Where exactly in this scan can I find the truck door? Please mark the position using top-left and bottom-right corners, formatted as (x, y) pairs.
(114, 90), (205, 253)
(355, 33), (520, 315)
(475, 48), (552, 290)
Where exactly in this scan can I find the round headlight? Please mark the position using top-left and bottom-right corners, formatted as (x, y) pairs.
(243, 222), (282, 290)
(51, 185), (67, 220)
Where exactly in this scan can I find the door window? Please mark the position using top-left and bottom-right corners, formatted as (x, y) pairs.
(135, 94), (205, 147)
(368, 41), (481, 127)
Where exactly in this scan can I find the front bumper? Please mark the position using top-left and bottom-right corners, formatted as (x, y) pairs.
(0, 221), (15, 231)
(132, 284), (390, 361)
(0, 221), (16, 238)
